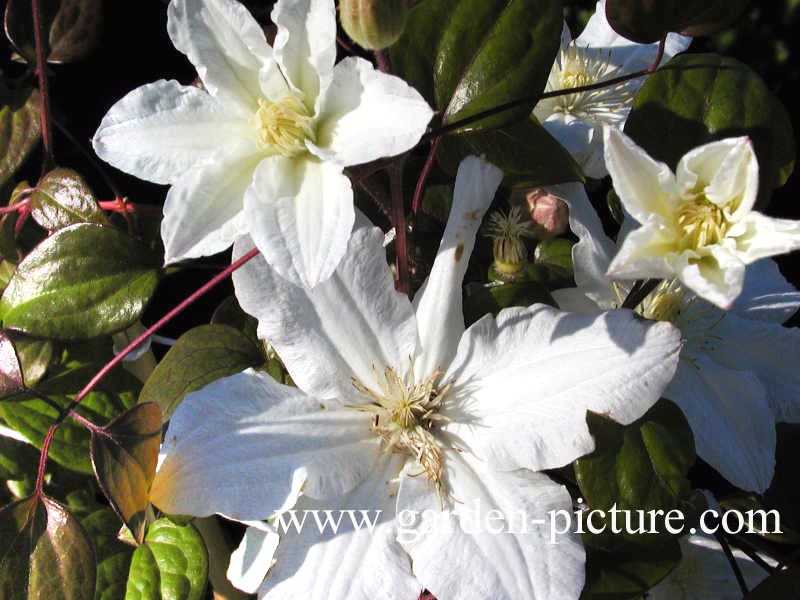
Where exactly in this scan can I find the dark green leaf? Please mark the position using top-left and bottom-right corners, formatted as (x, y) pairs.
(4, 0), (103, 63)
(0, 434), (38, 492)
(575, 400), (702, 542)
(0, 83), (40, 190)
(30, 168), (108, 231)
(210, 296), (260, 349)
(419, 184), (453, 223)
(391, 0), (563, 130)
(605, 0), (749, 44)
(624, 54), (795, 208)
(437, 118), (583, 186)
(140, 324), (263, 421)
(0, 354), (141, 474)
(745, 567), (800, 599)
(0, 494), (96, 600)
(581, 531), (681, 600)
(124, 518), (208, 600)
(534, 238), (574, 274)
(80, 505), (135, 600)
(91, 402), (161, 545)
(0, 223), (161, 340)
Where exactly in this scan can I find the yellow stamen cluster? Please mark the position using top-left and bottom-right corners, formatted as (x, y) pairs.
(352, 365), (451, 492)
(676, 194), (728, 250)
(254, 94), (316, 157)
(486, 206), (535, 275)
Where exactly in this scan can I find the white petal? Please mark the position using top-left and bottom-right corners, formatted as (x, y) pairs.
(606, 224), (677, 280)
(150, 369), (378, 520)
(708, 312), (800, 423)
(160, 149), (262, 264)
(550, 183), (617, 306)
(228, 525), (280, 594)
(167, 0), (272, 115)
(93, 80), (253, 185)
(413, 156), (503, 377)
(604, 127), (676, 223)
(674, 245), (745, 309)
(261, 455), (420, 600)
(309, 57), (434, 167)
(538, 114), (608, 179)
(576, 1), (691, 72)
(731, 259), (800, 322)
(676, 137), (758, 218)
(552, 287), (604, 313)
(442, 305), (681, 472)
(649, 531), (768, 600)
(244, 156), (354, 287)
(232, 224), (418, 401)
(397, 453), (585, 600)
(733, 211), (800, 264)
(271, 0), (336, 105)
(667, 357), (774, 493)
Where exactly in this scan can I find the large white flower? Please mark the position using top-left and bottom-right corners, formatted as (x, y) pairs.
(533, 0), (690, 178)
(551, 182), (800, 493)
(149, 157), (682, 600)
(92, 0), (433, 287)
(604, 128), (800, 308)
(649, 531), (769, 599)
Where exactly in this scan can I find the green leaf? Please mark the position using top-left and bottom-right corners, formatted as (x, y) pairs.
(534, 238), (574, 274)
(0, 82), (40, 190)
(210, 296), (260, 349)
(124, 519), (208, 600)
(436, 118), (583, 186)
(0, 353), (141, 474)
(624, 54), (795, 208)
(80, 506), (135, 600)
(139, 324), (263, 422)
(0, 223), (161, 340)
(0, 330), (25, 399)
(91, 403), (162, 545)
(575, 400), (702, 542)
(30, 168), (109, 231)
(463, 279), (556, 326)
(0, 494), (96, 600)
(605, 0), (749, 44)
(4, 0), (103, 63)
(0, 434), (38, 491)
(582, 531), (681, 600)
(391, 0), (563, 130)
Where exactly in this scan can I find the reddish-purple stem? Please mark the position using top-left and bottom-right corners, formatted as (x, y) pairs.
(31, 0), (54, 168)
(411, 136), (442, 215)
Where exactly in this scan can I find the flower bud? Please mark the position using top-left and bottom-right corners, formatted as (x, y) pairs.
(485, 206), (535, 278)
(525, 188), (569, 238)
(339, 0), (408, 50)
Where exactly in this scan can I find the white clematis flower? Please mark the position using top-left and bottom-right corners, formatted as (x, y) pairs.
(648, 530), (769, 599)
(551, 182), (800, 493)
(92, 0), (433, 287)
(604, 128), (800, 308)
(149, 156), (682, 600)
(533, 0), (690, 178)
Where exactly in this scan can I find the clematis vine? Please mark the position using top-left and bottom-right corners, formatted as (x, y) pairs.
(604, 128), (800, 308)
(533, 0), (691, 178)
(148, 157), (682, 600)
(550, 182), (800, 493)
(92, 0), (433, 287)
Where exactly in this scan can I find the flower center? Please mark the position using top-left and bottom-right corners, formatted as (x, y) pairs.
(352, 366), (451, 492)
(676, 194), (728, 250)
(536, 45), (633, 123)
(254, 94), (316, 157)
(485, 205), (535, 275)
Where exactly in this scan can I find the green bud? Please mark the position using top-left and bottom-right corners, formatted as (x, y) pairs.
(339, 0), (408, 50)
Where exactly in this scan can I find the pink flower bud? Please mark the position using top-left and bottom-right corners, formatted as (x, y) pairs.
(525, 188), (569, 238)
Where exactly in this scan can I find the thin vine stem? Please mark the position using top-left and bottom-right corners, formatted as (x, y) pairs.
(716, 532), (750, 596)
(621, 279), (660, 310)
(411, 136), (442, 216)
(389, 162), (410, 294)
(423, 36), (667, 141)
(33, 247), (262, 495)
(31, 0), (54, 169)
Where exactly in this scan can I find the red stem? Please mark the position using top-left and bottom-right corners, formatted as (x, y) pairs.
(31, 0), (54, 168)
(33, 247), (261, 495)
(388, 164), (410, 294)
(411, 136), (442, 215)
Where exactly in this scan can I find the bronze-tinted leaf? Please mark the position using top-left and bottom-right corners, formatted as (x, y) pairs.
(0, 330), (25, 399)
(0, 83), (41, 190)
(30, 168), (108, 231)
(91, 402), (162, 544)
(0, 494), (96, 599)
